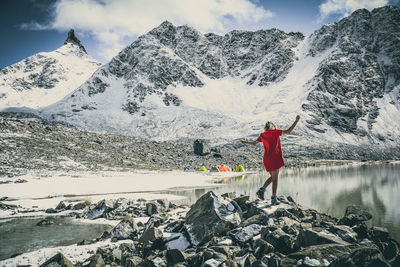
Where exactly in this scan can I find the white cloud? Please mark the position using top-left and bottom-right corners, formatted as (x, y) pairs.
(319, 0), (388, 21)
(29, 0), (274, 62)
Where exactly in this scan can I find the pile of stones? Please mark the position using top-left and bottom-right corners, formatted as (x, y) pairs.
(37, 191), (399, 267)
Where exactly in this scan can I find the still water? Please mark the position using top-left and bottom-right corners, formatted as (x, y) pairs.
(168, 162), (400, 242)
(0, 217), (113, 260)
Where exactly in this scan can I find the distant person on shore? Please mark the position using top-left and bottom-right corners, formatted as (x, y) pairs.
(240, 115), (300, 204)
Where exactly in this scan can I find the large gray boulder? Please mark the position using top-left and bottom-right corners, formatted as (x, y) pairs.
(184, 191), (242, 246)
(193, 139), (211, 156)
(338, 205), (372, 227)
(110, 215), (139, 240)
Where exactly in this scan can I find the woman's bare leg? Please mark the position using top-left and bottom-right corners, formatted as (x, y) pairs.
(270, 170), (279, 197)
(262, 176), (272, 188)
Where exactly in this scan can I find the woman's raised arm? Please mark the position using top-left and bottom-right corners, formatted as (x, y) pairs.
(282, 115), (300, 135)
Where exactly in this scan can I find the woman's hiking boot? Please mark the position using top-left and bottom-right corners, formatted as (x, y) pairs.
(271, 196), (279, 205)
(256, 187), (265, 200)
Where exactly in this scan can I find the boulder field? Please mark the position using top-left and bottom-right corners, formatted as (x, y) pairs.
(28, 191), (399, 266)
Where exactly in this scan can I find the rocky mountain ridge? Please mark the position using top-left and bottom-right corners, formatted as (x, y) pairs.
(39, 6), (400, 151)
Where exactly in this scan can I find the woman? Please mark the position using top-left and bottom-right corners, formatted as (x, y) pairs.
(240, 115), (300, 204)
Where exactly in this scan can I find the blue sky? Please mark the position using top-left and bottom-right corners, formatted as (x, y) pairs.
(1, 0), (399, 68)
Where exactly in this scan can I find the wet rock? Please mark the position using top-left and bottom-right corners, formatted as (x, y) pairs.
(110, 215), (139, 240)
(338, 205), (372, 227)
(39, 252), (74, 267)
(56, 201), (67, 210)
(184, 191), (242, 246)
(37, 217), (55, 226)
(45, 208), (60, 214)
(193, 139), (211, 156)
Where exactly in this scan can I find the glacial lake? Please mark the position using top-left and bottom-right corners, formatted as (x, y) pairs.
(0, 217), (113, 260)
(168, 162), (400, 242)
(0, 162), (398, 261)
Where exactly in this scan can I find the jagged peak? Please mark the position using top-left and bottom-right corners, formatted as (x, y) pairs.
(64, 29), (87, 53)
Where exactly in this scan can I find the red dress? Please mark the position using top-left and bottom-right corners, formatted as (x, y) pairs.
(257, 129), (285, 172)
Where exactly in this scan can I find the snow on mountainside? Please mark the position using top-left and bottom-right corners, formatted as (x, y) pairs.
(41, 6), (400, 148)
(0, 30), (102, 109)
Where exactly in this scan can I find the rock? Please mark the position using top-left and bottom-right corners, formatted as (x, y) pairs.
(338, 205), (372, 226)
(146, 199), (169, 215)
(166, 233), (191, 251)
(39, 252), (74, 267)
(84, 253), (105, 267)
(64, 29), (87, 53)
(56, 201), (67, 210)
(370, 226), (390, 242)
(241, 214), (269, 227)
(125, 256), (143, 267)
(297, 228), (350, 247)
(263, 228), (298, 254)
(110, 215), (139, 240)
(139, 226), (163, 246)
(302, 256), (321, 267)
(184, 191), (242, 246)
(166, 249), (186, 265)
(253, 239), (274, 259)
(381, 239), (399, 261)
(328, 244), (390, 267)
(37, 217), (55, 226)
(231, 224), (263, 243)
(281, 243), (382, 267)
(45, 208), (60, 214)
(193, 139), (211, 156)
(328, 225), (358, 243)
(203, 258), (223, 267)
(85, 199), (114, 219)
(73, 201), (87, 210)
(236, 252), (257, 267)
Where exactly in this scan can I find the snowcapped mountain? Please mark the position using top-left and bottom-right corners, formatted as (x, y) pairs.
(0, 30), (102, 109)
(41, 6), (400, 148)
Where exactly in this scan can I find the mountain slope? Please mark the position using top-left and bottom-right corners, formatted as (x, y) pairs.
(0, 30), (102, 109)
(41, 7), (400, 150)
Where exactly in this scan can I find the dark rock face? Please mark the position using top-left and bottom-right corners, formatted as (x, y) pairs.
(193, 139), (211, 156)
(303, 6), (400, 137)
(64, 29), (87, 53)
